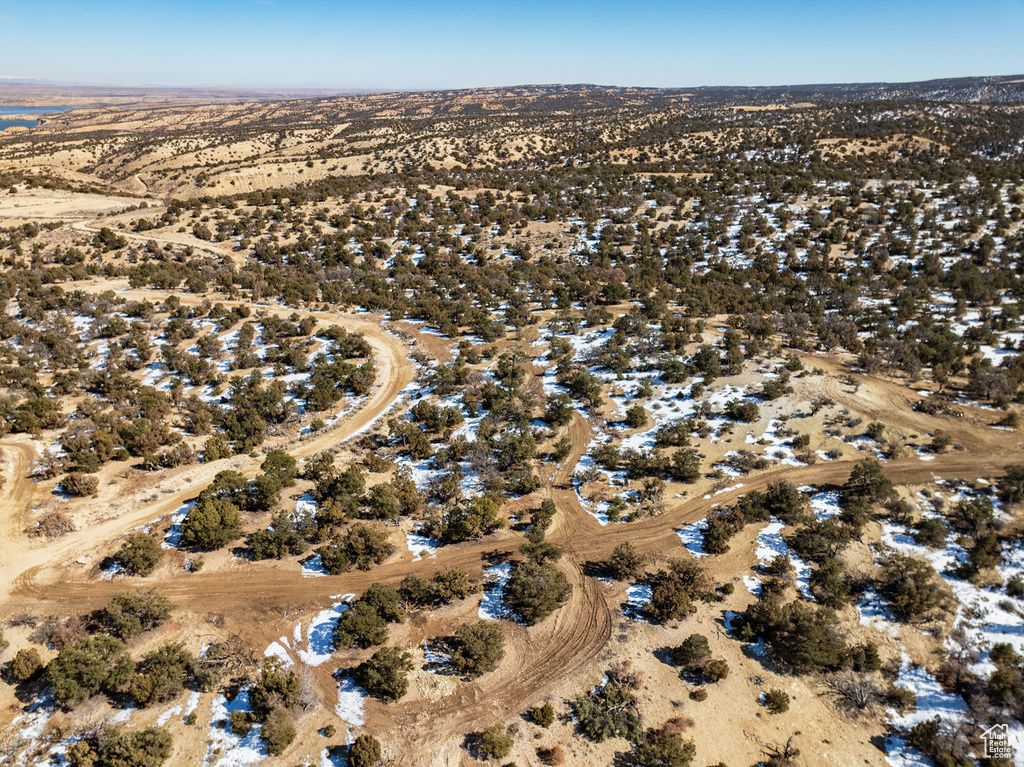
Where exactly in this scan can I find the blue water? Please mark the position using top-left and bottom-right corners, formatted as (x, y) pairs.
(0, 105), (75, 130)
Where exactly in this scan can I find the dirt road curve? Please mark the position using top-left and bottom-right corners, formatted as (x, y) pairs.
(0, 280), (416, 605)
(70, 220), (248, 269)
(1, 279), (1018, 760)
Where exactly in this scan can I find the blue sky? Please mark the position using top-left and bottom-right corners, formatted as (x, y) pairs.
(1, 0), (1022, 89)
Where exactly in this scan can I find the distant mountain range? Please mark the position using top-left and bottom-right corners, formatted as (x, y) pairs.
(1, 74), (1021, 113)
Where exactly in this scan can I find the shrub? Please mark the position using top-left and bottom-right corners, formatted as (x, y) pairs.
(537, 744), (565, 766)
(625, 405), (648, 428)
(764, 689), (790, 713)
(67, 725), (172, 767)
(130, 642), (199, 707)
(607, 542), (647, 581)
(399, 573), (434, 607)
(849, 643), (882, 672)
(764, 481), (807, 522)
(180, 498), (242, 550)
(671, 634), (711, 670)
(477, 724), (513, 760)
(440, 496), (505, 543)
(432, 568), (481, 603)
(532, 499), (557, 531)
(760, 379), (793, 401)
(47, 636), (135, 706)
(360, 583), (406, 623)
(633, 725), (696, 767)
(504, 559), (572, 625)
(334, 603), (388, 649)
(249, 659), (302, 719)
(317, 523), (395, 573)
(352, 647), (413, 702)
(529, 701), (555, 728)
(912, 516), (947, 548)
(10, 648), (43, 682)
(885, 684), (917, 712)
(349, 733), (383, 767)
(1008, 573), (1024, 599)
(114, 533), (164, 576)
(808, 558), (851, 608)
(261, 708), (296, 756)
(998, 464), (1024, 505)
(101, 589), (174, 639)
(247, 514), (306, 560)
(230, 710), (252, 735)
(29, 616), (86, 650)
(703, 658), (729, 683)
(28, 510), (75, 538)
(689, 688), (708, 702)
(449, 621), (505, 678)
(741, 597), (848, 674)
(61, 472), (98, 497)
(570, 675), (642, 743)
(725, 400), (759, 423)
(880, 554), (941, 620)
(842, 458), (895, 505)
(646, 561), (709, 623)
(261, 450), (298, 486)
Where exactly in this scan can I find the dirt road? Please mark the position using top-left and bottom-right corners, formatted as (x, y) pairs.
(0, 280), (417, 606)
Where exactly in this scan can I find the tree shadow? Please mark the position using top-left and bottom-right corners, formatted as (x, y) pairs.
(652, 645), (676, 669)
(582, 560), (611, 579)
(480, 549), (513, 565)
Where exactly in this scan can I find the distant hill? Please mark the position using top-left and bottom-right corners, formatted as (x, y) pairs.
(685, 74), (1024, 105)
(1, 74), (1021, 113)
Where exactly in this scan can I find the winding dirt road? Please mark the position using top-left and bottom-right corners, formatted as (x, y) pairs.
(1, 280), (1019, 760)
(0, 280), (416, 606)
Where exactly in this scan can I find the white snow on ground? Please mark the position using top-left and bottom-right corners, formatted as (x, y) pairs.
(625, 583), (652, 619)
(883, 520), (1024, 673)
(884, 654), (971, 766)
(857, 587), (899, 636)
(867, 493), (1024, 765)
(184, 690), (200, 718)
(714, 482), (745, 496)
(301, 555), (329, 577)
(713, 463), (744, 478)
(297, 600), (352, 667)
(423, 641), (450, 671)
(335, 678), (367, 726)
(157, 704), (183, 726)
(803, 488), (843, 519)
(676, 518), (708, 558)
(261, 598), (355, 669)
(570, 433), (619, 524)
(263, 641), (293, 667)
(746, 419), (806, 466)
(100, 561), (125, 580)
(754, 520), (813, 599)
(162, 501), (195, 549)
(204, 689), (266, 767)
(321, 747), (346, 767)
(108, 704), (134, 724)
(743, 575), (762, 596)
(293, 493), (317, 522)
(1, 693), (56, 765)
(723, 610), (741, 632)
(478, 562), (512, 620)
(406, 528), (439, 560)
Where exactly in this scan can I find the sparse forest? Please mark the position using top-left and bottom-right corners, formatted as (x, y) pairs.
(0, 78), (1021, 766)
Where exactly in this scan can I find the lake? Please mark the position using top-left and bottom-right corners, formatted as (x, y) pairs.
(0, 105), (75, 131)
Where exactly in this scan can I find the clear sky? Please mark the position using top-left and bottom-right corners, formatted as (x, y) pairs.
(1, 0), (1022, 90)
